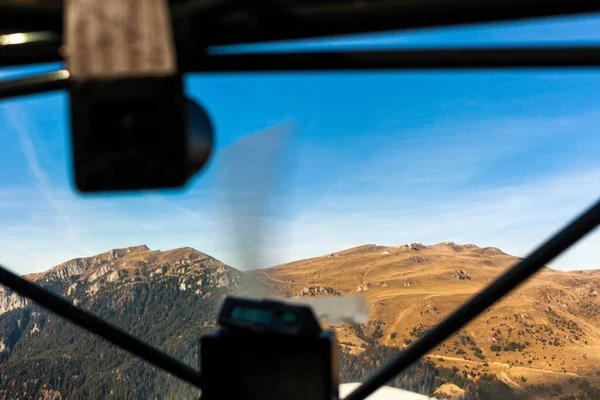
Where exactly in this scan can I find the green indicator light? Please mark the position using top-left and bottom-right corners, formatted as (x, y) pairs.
(282, 312), (298, 325)
(231, 306), (273, 324)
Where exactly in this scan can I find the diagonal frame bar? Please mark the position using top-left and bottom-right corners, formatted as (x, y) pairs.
(345, 197), (600, 400)
(0, 266), (201, 388)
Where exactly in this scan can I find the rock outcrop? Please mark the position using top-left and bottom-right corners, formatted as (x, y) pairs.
(45, 258), (92, 280)
(43, 245), (151, 281)
(0, 287), (27, 315)
(400, 256), (430, 265)
(455, 269), (472, 281)
(89, 264), (113, 282)
(298, 286), (341, 297)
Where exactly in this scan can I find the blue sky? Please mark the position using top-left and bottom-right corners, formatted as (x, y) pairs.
(2, 14), (600, 274)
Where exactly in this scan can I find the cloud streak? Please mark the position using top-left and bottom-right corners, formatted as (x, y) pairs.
(0, 103), (88, 255)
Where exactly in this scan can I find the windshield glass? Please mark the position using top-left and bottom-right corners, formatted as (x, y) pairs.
(1, 12), (600, 400)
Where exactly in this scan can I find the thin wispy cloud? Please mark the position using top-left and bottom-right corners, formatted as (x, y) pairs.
(352, 110), (599, 189)
(0, 103), (88, 255)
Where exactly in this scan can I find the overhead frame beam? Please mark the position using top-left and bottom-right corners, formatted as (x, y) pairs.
(1, 1), (600, 47)
(0, 4), (62, 33)
(2, 46), (600, 102)
(2, 1), (600, 70)
(3, 43), (600, 74)
(191, 46), (600, 72)
(189, 0), (600, 47)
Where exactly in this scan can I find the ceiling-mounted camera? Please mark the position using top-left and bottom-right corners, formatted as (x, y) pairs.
(64, 0), (213, 193)
(69, 77), (213, 192)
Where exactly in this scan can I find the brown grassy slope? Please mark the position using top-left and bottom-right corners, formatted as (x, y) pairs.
(19, 242), (600, 398)
(251, 242), (600, 397)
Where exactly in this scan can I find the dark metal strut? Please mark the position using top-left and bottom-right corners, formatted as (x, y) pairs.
(2, 46), (600, 102)
(345, 197), (600, 400)
(0, 267), (201, 387)
(2, 0), (600, 47)
(193, 46), (600, 72)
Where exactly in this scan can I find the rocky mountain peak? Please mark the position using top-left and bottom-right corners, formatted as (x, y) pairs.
(39, 245), (151, 281)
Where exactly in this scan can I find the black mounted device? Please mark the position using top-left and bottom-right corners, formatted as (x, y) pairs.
(63, 0), (213, 193)
(199, 297), (339, 400)
(69, 78), (213, 192)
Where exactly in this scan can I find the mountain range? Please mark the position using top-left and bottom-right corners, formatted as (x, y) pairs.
(1, 243), (600, 399)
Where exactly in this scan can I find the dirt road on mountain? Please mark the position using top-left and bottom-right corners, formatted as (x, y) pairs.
(426, 354), (583, 377)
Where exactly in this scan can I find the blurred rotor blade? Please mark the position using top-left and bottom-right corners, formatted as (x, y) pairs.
(214, 123), (298, 298)
(285, 295), (370, 325)
(209, 123), (369, 325)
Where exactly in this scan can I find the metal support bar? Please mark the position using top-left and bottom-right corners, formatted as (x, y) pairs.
(6, 41), (600, 73)
(190, 46), (600, 72)
(0, 4), (62, 33)
(192, 0), (600, 47)
(0, 266), (201, 388)
(345, 197), (600, 400)
(171, 0), (241, 21)
(0, 31), (62, 68)
(2, 1), (600, 49)
(0, 70), (69, 100)
(2, 46), (600, 102)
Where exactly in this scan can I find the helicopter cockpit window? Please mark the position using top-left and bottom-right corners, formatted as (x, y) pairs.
(1, 6), (600, 400)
